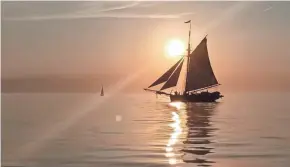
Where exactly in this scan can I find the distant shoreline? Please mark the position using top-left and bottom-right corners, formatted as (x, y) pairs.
(2, 75), (290, 93)
(1, 76), (142, 93)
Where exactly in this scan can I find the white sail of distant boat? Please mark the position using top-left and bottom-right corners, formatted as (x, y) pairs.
(100, 85), (104, 96)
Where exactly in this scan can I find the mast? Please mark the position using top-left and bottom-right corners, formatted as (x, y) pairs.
(185, 20), (191, 93)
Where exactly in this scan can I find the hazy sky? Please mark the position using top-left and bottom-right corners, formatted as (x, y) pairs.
(2, 1), (290, 90)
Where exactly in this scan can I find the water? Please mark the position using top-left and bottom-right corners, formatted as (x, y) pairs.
(2, 92), (290, 167)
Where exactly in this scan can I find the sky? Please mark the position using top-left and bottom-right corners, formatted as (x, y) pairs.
(2, 1), (290, 91)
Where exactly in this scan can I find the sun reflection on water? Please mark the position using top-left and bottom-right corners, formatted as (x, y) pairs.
(166, 102), (183, 165)
(169, 102), (182, 110)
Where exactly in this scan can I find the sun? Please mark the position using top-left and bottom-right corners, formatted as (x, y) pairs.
(166, 39), (185, 58)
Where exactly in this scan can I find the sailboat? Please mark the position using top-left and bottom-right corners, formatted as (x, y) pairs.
(100, 85), (104, 96)
(144, 20), (224, 102)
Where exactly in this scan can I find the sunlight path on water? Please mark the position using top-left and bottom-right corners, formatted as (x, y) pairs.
(9, 68), (148, 166)
(165, 102), (183, 165)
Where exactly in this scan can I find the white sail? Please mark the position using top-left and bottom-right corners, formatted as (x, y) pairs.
(100, 85), (104, 96)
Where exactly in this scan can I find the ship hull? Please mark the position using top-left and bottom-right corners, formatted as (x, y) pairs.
(170, 91), (223, 102)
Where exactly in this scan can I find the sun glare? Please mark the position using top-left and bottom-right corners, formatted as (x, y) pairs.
(166, 39), (185, 58)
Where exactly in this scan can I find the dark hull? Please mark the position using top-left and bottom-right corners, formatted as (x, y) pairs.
(170, 91), (223, 102)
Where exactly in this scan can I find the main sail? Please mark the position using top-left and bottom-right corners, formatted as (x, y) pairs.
(148, 57), (184, 88)
(185, 37), (219, 92)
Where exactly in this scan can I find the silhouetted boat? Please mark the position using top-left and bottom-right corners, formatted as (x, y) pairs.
(100, 85), (104, 96)
(144, 20), (223, 102)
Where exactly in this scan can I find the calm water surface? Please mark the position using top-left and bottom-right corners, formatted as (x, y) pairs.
(2, 92), (290, 167)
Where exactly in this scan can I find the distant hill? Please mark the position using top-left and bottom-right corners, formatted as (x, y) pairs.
(1, 72), (290, 93)
(1, 74), (125, 93)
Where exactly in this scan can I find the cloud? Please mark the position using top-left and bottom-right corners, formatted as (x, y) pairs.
(74, 1), (141, 14)
(263, 6), (273, 12)
(3, 12), (193, 21)
(97, 1), (141, 13)
(3, 1), (193, 21)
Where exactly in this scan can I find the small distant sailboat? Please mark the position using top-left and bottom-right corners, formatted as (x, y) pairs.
(100, 85), (104, 96)
(144, 20), (224, 102)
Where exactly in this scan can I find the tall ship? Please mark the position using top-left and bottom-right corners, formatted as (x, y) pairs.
(144, 20), (223, 102)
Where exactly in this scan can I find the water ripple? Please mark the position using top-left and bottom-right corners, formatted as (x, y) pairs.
(3, 93), (290, 167)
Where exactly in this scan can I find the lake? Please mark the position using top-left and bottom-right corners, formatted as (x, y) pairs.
(2, 92), (290, 167)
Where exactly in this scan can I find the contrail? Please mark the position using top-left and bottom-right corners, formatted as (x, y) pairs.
(97, 1), (141, 13)
(3, 12), (193, 21)
(3, 1), (192, 21)
(74, 1), (141, 14)
(263, 6), (273, 12)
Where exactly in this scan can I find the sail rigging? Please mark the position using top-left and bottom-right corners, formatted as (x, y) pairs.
(185, 37), (219, 92)
(148, 57), (184, 88)
(160, 58), (184, 90)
